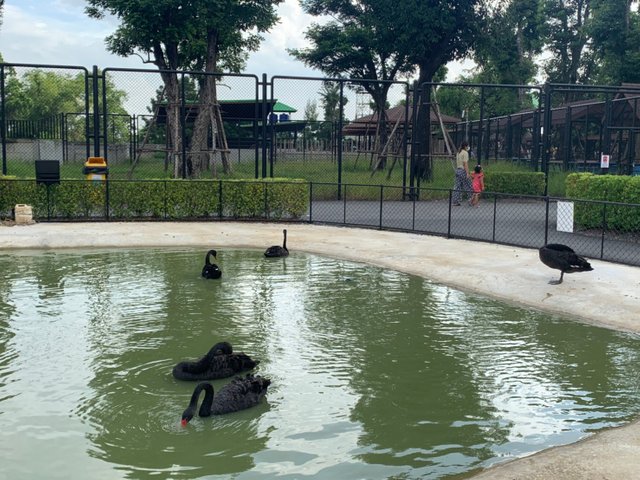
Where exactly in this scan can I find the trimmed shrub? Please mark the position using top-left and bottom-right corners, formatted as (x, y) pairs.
(485, 171), (546, 196)
(565, 173), (640, 231)
(0, 177), (308, 221)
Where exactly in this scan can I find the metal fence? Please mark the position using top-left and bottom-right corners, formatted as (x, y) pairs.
(2, 177), (638, 267)
(4, 63), (640, 190)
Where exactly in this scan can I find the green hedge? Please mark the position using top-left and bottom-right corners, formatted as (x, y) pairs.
(565, 173), (640, 231)
(485, 171), (546, 196)
(0, 177), (309, 221)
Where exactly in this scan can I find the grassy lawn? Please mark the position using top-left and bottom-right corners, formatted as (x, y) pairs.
(5, 153), (570, 197)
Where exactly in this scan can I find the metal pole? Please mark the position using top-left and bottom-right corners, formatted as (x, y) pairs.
(92, 66), (100, 157)
(542, 84), (553, 195)
(261, 74), (268, 178)
(0, 65), (7, 175)
(181, 73), (187, 179)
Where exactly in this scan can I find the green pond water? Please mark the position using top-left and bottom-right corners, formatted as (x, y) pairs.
(1, 248), (639, 480)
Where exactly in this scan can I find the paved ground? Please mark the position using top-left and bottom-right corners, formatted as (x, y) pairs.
(1, 220), (640, 479)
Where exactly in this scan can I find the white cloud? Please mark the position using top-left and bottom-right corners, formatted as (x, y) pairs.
(0, 0), (472, 88)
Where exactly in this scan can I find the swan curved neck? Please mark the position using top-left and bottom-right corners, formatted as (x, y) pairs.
(196, 383), (214, 417)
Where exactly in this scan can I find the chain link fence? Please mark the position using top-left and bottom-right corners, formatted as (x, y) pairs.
(3, 63), (640, 186)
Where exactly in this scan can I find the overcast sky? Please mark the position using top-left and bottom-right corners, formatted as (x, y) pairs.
(0, 0), (473, 79)
(0, 0), (327, 77)
(0, 0), (473, 119)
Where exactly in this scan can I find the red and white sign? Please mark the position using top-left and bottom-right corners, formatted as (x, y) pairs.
(600, 154), (610, 168)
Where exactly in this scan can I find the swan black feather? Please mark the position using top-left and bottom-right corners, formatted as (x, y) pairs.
(202, 250), (222, 279)
(539, 243), (593, 285)
(181, 374), (271, 425)
(264, 229), (289, 258)
(172, 342), (259, 381)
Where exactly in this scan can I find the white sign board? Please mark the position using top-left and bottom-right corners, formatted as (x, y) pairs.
(557, 201), (574, 233)
(600, 154), (610, 168)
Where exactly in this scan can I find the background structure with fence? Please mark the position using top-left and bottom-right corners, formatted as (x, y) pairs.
(2, 63), (639, 268)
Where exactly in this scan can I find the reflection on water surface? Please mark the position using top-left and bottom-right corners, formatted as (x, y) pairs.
(0, 248), (639, 479)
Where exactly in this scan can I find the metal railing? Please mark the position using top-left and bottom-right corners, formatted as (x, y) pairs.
(2, 178), (639, 267)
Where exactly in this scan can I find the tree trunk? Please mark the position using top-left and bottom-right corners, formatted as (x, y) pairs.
(414, 65), (438, 181)
(371, 91), (389, 171)
(189, 29), (231, 177)
(152, 41), (184, 178)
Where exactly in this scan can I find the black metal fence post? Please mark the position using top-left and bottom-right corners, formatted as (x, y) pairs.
(308, 182), (313, 223)
(600, 202), (607, 259)
(92, 65), (100, 157)
(492, 194), (497, 242)
(544, 196), (550, 245)
(379, 185), (383, 229)
(447, 190), (453, 238)
(343, 184), (347, 224)
(0, 65), (6, 175)
(218, 180), (223, 219)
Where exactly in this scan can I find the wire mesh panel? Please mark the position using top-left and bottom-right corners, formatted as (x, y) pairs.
(269, 76), (409, 186)
(546, 198), (640, 264)
(0, 64), (90, 178)
(102, 68), (259, 180)
(547, 84), (640, 175)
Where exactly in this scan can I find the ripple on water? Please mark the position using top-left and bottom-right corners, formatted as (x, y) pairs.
(2, 248), (640, 480)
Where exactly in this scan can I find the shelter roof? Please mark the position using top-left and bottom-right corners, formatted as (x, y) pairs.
(342, 105), (460, 135)
(155, 99), (297, 123)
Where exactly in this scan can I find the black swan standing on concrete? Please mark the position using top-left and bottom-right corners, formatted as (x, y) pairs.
(264, 229), (289, 258)
(180, 374), (271, 425)
(539, 243), (593, 285)
(172, 342), (259, 381)
(202, 250), (222, 279)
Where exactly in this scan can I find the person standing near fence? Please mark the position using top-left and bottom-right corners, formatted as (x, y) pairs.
(469, 164), (485, 207)
(452, 141), (472, 206)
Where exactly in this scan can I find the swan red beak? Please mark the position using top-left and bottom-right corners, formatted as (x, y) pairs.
(181, 419), (188, 427)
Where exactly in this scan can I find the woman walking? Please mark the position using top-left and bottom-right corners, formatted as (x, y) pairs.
(452, 141), (472, 205)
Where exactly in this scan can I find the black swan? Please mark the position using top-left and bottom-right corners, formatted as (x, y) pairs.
(539, 243), (593, 284)
(264, 229), (289, 258)
(172, 342), (259, 381)
(181, 374), (271, 425)
(202, 250), (222, 279)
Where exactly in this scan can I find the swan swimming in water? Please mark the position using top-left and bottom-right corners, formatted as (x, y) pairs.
(202, 250), (222, 279)
(172, 342), (259, 381)
(181, 374), (271, 425)
(539, 243), (593, 284)
(264, 229), (289, 257)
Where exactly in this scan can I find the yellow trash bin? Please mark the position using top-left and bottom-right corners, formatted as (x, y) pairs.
(83, 157), (108, 181)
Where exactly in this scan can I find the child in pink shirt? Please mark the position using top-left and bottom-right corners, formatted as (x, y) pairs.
(470, 165), (485, 207)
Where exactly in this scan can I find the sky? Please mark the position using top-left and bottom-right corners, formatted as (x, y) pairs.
(0, 0), (474, 119)
(0, 0), (474, 78)
(1, 0), (328, 76)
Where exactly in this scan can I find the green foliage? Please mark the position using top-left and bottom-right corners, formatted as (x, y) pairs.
(0, 179), (106, 219)
(85, 0), (282, 73)
(221, 178), (308, 219)
(3, 68), (129, 142)
(0, 178), (308, 221)
(485, 171), (546, 196)
(565, 173), (640, 231)
(109, 181), (165, 218)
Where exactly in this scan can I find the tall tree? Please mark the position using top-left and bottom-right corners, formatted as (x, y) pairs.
(474, 1), (543, 86)
(400, 0), (489, 180)
(85, 0), (282, 178)
(542, 0), (593, 84)
(290, 0), (416, 170)
(587, 0), (640, 85)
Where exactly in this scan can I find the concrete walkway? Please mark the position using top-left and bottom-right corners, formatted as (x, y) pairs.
(1, 221), (639, 479)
